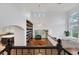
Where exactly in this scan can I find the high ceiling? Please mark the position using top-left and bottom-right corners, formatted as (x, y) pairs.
(12, 3), (79, 12)
(0, 3), (79, 30)
(0, 3), (78, 14)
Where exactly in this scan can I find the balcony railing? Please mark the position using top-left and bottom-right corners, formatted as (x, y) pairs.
(0, 46), (72, 55)
(0, 39), (72, 55)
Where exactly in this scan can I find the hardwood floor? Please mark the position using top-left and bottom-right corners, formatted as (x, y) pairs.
(27, 38), (53, 47)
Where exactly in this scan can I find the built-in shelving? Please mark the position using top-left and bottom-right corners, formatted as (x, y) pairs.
(26, 20), (33, 45)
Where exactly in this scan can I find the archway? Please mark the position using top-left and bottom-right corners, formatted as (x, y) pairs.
(0, 25), (26, 46)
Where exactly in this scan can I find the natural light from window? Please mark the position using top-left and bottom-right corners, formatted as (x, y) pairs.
(69, 11), (79, 38)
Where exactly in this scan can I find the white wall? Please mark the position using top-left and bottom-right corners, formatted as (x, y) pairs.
(0, 25), (26, 46)
(0, 4), (68, 46)
(31, 12), (67, 39)
(47, 12), (67, 39)
(0, 4), (27, 46)
(14, 26), (26, 46)
(0, 4), (26, 29)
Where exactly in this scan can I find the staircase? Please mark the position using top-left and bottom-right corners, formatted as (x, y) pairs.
(48, 35), (57, 46)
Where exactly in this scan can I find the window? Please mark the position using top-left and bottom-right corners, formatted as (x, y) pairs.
(72, 25), (78, 38)
(69, 12), (79, 38)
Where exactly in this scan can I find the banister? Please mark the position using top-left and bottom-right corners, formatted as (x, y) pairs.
(12, 46), (72, 55)
(0, 46), (72, 55)
(62, 48), (72, 55)
(0, 48), (6, 55)
(48, 35), (72, 55)
(0, 34), (72, 55)
(12, 46), (57, 49)
(48, 35), (57, 41)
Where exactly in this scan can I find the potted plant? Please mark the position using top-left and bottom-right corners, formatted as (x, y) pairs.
(64, 30), (70, 36)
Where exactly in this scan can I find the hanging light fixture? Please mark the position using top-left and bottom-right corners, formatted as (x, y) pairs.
(32, 4), (46, 18)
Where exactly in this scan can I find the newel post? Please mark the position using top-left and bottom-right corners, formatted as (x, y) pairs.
(5, 39), (12, 55)
(56, 39), (62, 55)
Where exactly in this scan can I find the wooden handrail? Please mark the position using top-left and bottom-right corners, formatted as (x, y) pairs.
(48, 35), (72, 55)
(0, 48), (6, 55)
(0, 46), (72, 55)
(12, 46), (57, 49)
(12, 46), (72, 55)
(62, 48), (72, 55)
(48, 35), (57, 41)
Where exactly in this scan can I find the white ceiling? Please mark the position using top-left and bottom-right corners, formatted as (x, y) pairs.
(12, 3), (79, 12)
(0, 3), (78, 13)
(0, 3), (79, 30)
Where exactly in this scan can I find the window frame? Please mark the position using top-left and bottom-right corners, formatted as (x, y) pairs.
(69, 12), (79, 38)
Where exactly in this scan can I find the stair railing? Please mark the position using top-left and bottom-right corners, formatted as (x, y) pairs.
(0, 36), (72, 55)
(48, 35), (57, 41)
(48, 35), (72, 55)
(0, 39), (12, 55)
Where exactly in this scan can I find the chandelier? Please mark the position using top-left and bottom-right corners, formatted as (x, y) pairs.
(31, 4), (46, 18)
